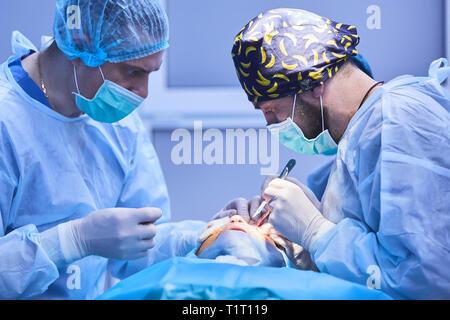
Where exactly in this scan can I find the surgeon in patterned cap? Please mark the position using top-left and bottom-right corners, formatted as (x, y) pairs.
(229, 7), (450, 300)
(231, 5), (374, 284)
(231, 8), (371, 157)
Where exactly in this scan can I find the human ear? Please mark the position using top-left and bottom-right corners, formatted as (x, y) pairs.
(311, 84), (325, 99)
(70, 58), (84, 68)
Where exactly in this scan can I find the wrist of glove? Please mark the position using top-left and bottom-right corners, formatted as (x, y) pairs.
(301, 214), (335, 253)
(39, 224), (73, 268)
(57, 218), (89, 264)
(39, 218), (91, 267)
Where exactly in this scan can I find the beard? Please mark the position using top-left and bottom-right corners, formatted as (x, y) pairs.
(294, 95), (324, 139)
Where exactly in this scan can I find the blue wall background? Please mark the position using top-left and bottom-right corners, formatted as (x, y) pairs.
(151, 129), (334, 221)
(0, 0), (448, 222)
(168, 0), (445, 87)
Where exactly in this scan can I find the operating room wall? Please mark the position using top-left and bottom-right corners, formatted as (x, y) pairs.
(0, 1), (449, 223)
(167, 0), (446, 87)
(158, 0), (449, 222)
(0, 1), (55, 59)
(150, 129), (334, 222)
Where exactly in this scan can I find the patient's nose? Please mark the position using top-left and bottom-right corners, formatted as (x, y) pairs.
(230, 215), (245, 223)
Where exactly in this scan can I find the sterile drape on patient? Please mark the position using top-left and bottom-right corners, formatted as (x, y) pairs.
(98, 220), (391, 300)
(96, 257), (392, 300)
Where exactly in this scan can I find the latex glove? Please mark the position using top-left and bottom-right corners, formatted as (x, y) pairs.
(212, 196), (262, 222)
(261, 175), (321, 211)
(262, 178), (335, 252)
(57, 207), (162, 263)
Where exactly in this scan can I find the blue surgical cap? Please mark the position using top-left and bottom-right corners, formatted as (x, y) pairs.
(53, 0), (169, 67)
(350, 53), (373, 78)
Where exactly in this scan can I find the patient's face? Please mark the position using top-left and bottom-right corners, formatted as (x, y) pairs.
(196, 215), (286, 267)
(197, 215), (276, 253)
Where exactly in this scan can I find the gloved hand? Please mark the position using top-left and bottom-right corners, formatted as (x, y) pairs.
(57, 207), (162, 263)
(261, 175), (321, 210)
(211, 196), (262, 222)
(262, 178), (335, 252)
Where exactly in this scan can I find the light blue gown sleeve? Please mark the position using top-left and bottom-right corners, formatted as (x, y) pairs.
(0, 156), (59, 298)
(0, 224), (60, 299)
(313, 82), (450, 299)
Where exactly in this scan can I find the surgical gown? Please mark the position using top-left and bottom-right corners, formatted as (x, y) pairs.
(307, 157), (335, 201)
(313, 59), (450, 299)
(0, 36), (182, 299)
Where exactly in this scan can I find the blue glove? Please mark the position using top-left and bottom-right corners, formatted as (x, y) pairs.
(53, 207), (162, 263)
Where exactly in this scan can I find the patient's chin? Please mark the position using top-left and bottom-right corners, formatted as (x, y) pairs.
(197, 230), (286, 267)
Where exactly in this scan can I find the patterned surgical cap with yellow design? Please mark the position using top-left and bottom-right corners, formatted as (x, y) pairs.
(231, 8), (360, 103)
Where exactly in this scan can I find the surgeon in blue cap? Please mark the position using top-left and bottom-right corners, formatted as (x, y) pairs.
(229, 8), (450, 299)
(0, 0), (200, 299)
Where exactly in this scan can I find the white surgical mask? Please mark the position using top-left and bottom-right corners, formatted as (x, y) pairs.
(267, 94), (338, 155)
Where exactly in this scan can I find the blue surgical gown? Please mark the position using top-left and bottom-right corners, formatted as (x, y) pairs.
(313, 59), (450, 299)
(306, 157), (335, 201)
(0, 36), (178, 299)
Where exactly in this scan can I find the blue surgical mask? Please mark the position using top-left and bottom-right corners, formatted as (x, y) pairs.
(73, 66), (144, 123)
(267, 94), (338, 155)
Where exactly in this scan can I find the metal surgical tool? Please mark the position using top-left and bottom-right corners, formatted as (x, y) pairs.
(251, 159), (296, 226)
